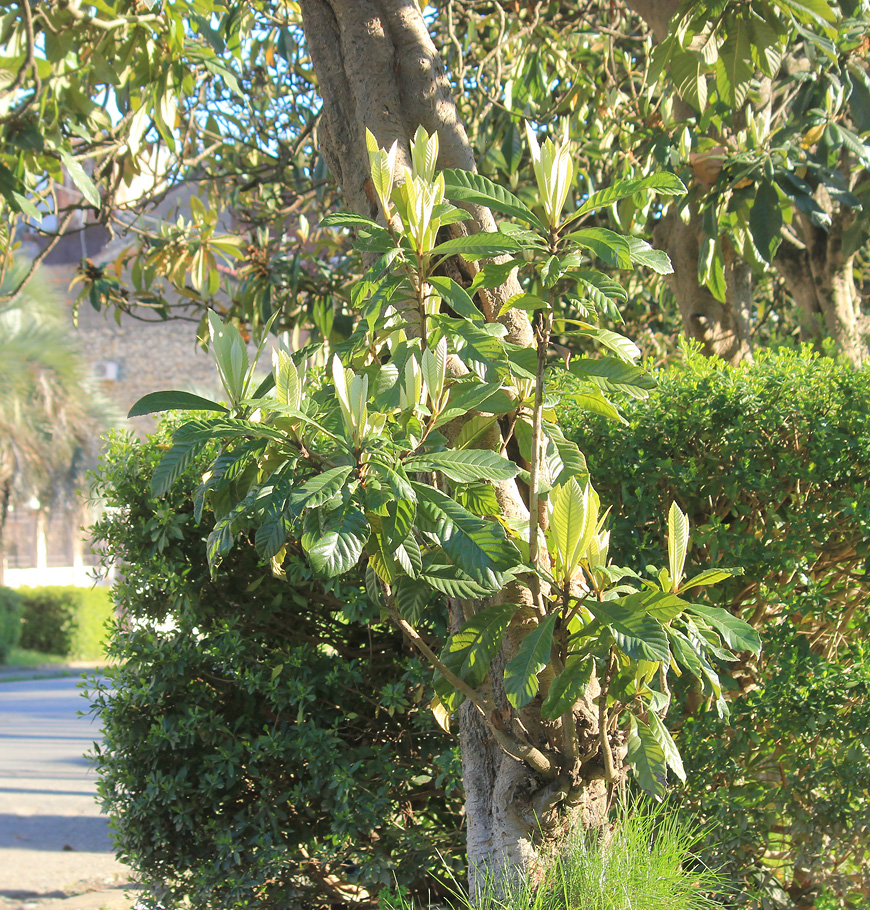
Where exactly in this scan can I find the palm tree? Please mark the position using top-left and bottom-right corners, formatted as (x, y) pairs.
(0, 262), (115, 582)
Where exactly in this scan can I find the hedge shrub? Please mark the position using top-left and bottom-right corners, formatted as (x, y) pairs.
(0, 586), (24, 662)
(87, 421), (463, 909)
(18, 586), (113, 659)
(563, 347), (870, 909)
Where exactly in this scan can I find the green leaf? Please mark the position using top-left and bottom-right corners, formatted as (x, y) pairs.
(128, 390), (228, 418)
(627, 716), (668, 799)
(565, 228), (632, 269)
(303, 503), (369, 577)
(405, 449), (520, 483)
(395, 574), (434, 624)
(715, 21), (754, 108)
(431, 232), (522, 262)
(570, 389), (626, 424)
(550, 478), (597, 581)
(569, 357), (656, 397)
(668, 502), (690, 589)
(428, 275), (483, 321)
(680, 567), (741, 591)
(435, 380), (505, 425)
(565, 324), (641, 362)
(686, 604), (761, 654)
(415, 483), (521, 587)
(503, 614), (557, 709)
(292, 465), (354, 509)
(573, 172), (686, 219)
(498, 293), (550, 317)
(442, 168), (546, 231)
(590, 602), (670, 662)
(647, 711), (685, 782)
(59, 150), (100, 207)
(627, 237), (673, 275)
(320, 211), (384, 231)
(541, 656), (594, 721)
(255, 502), (291, 560)
(151, 435), (210, 498)
(614, 590), (689, 623)
(418, 557), (496, 598)
(749, 181), (783, 264)
(440, 602), (518, 690)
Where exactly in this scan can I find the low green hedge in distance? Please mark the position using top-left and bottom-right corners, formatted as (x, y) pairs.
(0, 586), (24, 662)
(563, 347), (870, 910)
(18, 585), (114, 660)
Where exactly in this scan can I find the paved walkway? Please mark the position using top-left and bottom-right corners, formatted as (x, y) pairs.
(0, 671), (141, 910)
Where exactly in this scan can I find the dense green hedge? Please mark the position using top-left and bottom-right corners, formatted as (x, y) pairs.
(87, 422), (463, 909)
(563, 347), (870, 910)
(18, 585), (113, 659)
(0, 586), (23, 662)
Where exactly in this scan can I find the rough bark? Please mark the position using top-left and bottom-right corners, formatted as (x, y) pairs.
(624, 0), (755, 364)
(775, 213), (869, 365)
(299, 0), (612, 896)
(653, 208), (753, 364)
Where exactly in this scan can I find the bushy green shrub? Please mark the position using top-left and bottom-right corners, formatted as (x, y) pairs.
(88, 421), (463, 909)
(18, 585), (113, 659)
(563, 347), (870, 909)
(0, 586), (24, 662)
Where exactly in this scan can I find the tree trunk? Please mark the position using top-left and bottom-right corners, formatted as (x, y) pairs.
(653, 208), (753, 364)
(299, 0), (616, 895)
(775, 214), (868, 365)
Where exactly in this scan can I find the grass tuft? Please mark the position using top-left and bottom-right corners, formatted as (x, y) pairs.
(387, 800), (727, 910)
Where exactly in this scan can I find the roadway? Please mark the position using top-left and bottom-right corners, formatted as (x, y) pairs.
(0, 674), (136, 910)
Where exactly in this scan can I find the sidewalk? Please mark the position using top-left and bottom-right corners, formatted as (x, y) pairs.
(0, 671), (141, 910)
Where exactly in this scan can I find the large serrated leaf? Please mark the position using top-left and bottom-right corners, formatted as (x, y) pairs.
(320, 211), (384, 231)
(303, 503), (369, 577)
(418, 561), (496, 598)
(291, 465), (354, 509)
(574, 172), (686, 219)
(680, 567), (741, 591)
(627, 716), (668, 799)
(504, 614), (557, 709)
(431, 232), (522, 262)
(151, 435), (210, 498)
(647, 711), (685, 782)
(569, 357), (656, 396)
(395, 574), (434, 624)
(627, 237), (674, 275)
(565, 227), (632, 269)
(686, 604), (761, 654)
(550, 478), (597, 582)
(405, 449), (519, 483)
(541, 656), (594, 720)
(591, 601), (670, 662)
(129, 390), (227, 418)
(442, 168), (546, 231)
(668, 502), (690, 588)
(415, 483), (520, 587)
(428, 275), (483, 321)
(439, 602), (517, 690)
(614, 590), (689, 623)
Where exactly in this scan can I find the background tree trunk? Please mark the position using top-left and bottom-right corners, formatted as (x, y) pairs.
(653, 209), (753, 364)
(775, 214), (868, 365)
(299, 0), (616, 895)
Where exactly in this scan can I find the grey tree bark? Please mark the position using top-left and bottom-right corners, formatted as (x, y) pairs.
(775, 209), (869, 365)
(299, 0), (615, 897)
